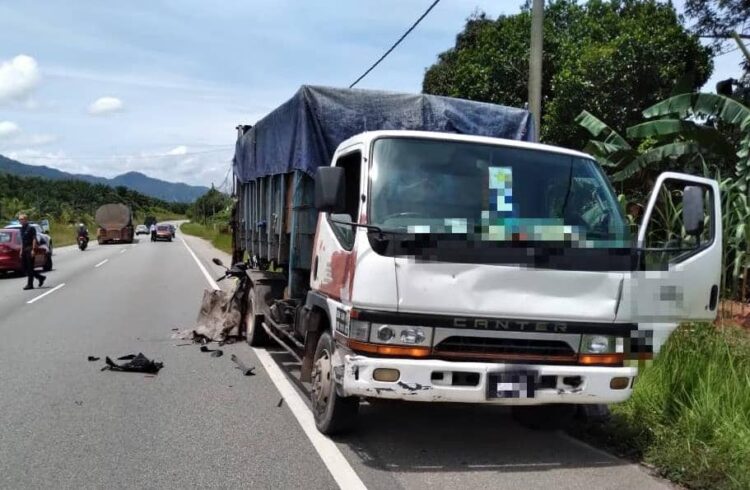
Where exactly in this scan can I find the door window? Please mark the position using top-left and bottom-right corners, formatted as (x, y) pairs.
(328, 151), (362, 250)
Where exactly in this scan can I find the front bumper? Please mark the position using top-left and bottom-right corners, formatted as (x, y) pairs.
(340, 354), (636, 405)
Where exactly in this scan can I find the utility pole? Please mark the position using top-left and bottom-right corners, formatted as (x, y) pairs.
(732, 32), (750, 63)
(528, 0), (544, 142)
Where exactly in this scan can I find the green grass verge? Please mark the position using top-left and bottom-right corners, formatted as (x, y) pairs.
(180, 221), (232, 255)
(571, 323), (750, 489)
(48, 221), (83, 247)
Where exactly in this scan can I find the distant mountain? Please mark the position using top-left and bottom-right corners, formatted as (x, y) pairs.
(0, 154), (208, 202)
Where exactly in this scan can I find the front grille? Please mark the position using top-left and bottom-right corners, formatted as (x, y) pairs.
(434, 336), (576, 360)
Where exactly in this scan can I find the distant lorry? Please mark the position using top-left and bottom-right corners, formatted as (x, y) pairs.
(95, 203), (134, 244)
(231, 86), (722, 434)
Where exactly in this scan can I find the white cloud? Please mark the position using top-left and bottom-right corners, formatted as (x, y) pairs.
(87, 96), (124, 115)
(166, 145), (188, 155)
(0, 54), (40, 103)
(0, 125), (58, 151)
(0, 121), (21, 139)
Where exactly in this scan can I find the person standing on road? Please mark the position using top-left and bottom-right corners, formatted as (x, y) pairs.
(150, 223), (156, 241)
(19, 213), (46, 290)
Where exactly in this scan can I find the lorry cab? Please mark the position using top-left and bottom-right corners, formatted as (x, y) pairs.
(305, 130), (720, 433)
(232, 86), (721, 435)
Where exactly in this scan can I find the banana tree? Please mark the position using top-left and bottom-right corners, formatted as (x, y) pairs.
(576, 93), (750, 300)
(637, 93), (750, 191)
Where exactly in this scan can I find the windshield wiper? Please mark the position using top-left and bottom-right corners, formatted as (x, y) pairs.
(328, 218), (403, 237)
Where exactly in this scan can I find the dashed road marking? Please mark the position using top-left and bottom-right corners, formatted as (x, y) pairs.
(95, 259), (108, 268)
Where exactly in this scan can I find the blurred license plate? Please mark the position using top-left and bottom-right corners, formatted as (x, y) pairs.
(487, 370), (537, 399)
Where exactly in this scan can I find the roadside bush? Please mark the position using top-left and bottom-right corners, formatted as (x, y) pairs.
(575, 323), (750, 489)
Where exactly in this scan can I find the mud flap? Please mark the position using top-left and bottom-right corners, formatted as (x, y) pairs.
(300, 308), (323, 382)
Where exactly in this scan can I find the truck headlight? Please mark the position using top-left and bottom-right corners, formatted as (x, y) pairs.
(400, 327), (426, 345)
(349, 320), (370, 341)
(580, 334), (618, 354)
(376, 325), (395, 342)
(369, 324), (433, 346)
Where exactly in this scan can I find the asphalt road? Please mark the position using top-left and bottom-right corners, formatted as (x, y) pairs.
(0, 227), (674, 489)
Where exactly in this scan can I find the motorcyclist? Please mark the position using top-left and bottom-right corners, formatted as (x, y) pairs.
(77, 223), (89, 239)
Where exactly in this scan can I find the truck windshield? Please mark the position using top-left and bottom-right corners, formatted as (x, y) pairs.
(369, 137), (629, 248)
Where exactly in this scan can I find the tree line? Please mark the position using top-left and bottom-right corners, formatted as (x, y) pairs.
(0, 172), (189, 224)
(423, 0), (750, 300)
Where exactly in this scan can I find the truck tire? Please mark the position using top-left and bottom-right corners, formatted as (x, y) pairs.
(245, 288), (270, 347)
(511, 404), (576, 431)
(311, 331), (359, 434)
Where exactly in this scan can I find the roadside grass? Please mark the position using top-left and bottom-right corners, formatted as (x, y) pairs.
(180, 221), (232, 255)
(48, 221), (82, 247)
(571, 323), (750, 489)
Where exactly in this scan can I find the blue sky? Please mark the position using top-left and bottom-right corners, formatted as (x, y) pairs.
(0, 0), (746, 187)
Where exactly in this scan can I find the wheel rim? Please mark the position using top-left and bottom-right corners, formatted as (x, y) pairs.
(311, 348), (333, 417)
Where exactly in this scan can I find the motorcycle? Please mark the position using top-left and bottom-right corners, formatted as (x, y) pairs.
(77, 234), (89, 251)
(207, 258), (252, 337)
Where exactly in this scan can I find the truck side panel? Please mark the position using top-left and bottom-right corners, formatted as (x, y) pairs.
(237, 170), (316, 300)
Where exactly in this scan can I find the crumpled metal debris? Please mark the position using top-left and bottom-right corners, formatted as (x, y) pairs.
(172, 289), (243, 343)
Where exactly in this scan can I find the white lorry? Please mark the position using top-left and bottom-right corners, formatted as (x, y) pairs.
(232, 86), (721, 434)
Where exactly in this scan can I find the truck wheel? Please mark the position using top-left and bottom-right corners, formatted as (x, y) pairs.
(511, 404), (576, 431)
(245, 288), (270, 347)
(43, 254), (53, 272)
(311, 331), (358, 434)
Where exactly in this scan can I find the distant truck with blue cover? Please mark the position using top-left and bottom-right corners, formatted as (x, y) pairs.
(230, 85), (722, 434)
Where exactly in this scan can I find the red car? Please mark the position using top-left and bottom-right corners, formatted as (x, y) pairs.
(153, 224), (173, 242)
(0, 228), (52, 274)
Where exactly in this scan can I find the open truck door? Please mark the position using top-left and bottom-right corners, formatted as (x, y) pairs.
(617, 172), (722, 326)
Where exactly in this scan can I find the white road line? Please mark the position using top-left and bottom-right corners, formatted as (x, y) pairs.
(253, 348), (367, 490)
(95, 259), (109, 268)
(120, 249), (127, 254)
(181, 238), (220, 290)
(27, 283), (66, 305)
(185, 237), (366, 490)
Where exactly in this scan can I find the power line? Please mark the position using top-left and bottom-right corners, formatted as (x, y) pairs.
(349, 0), (441, 88)
(217, 164), (232, 193)
(13, 147), (234, 162)
(716, 41), (750, 57)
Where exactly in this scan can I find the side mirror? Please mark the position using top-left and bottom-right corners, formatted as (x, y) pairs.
(683, 185), (704, 236)
(212, 258), (224, 267)
(315, 167), (346, 213)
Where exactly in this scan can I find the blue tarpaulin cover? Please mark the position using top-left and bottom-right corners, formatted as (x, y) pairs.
(233, 85), (534, 183)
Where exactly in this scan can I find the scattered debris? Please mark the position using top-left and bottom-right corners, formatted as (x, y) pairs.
(74, 400), (83, 406)
(200, 345), (220, 353)
(171, 328), (179, 331)
(87, 356), (100, 362)
(231, 354), (256, 376)
(174, 343), (192, 347)
(277, 398), (284, 407)
(117, 354), (136, 360)
(210, 350), (224, 358)
(101, 353), (164, 374)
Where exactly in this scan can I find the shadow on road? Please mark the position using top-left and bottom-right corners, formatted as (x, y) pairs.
(268, 349), (628, 475)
